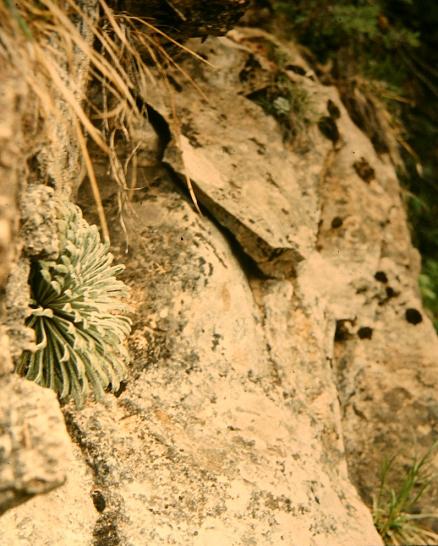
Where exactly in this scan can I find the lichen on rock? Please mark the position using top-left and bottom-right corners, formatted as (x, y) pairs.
(1, 2), (437, 545)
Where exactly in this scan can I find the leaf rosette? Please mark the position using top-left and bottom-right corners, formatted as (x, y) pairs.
(16, 202), (131, 407)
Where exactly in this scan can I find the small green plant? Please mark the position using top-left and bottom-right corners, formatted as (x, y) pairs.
(16, 202), (131, 407)
(273, 0), (420, 66)
(250, 72), (314, 142)
(372, 445), (438, 545)
(419, 259), (438, 332)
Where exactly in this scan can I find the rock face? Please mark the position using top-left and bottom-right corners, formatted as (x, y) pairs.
(1, 16), (437, 546)
(56, 176), (380, 545)
(0, 65), (25, 377)
(0, 0), (99, 523)
(0, 375), (73, 516)
(0, 376), (96, 546)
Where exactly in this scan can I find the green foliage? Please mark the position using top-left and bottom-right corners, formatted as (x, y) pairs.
(2, 0), (32, 38)
(372, 445), (438, 545)
(419, 260), (438, 331)
(16, 202), (131, 407)
(250, 72), (315, 141)
(404, 114), (438, 332)
(274, 0), (419, 64)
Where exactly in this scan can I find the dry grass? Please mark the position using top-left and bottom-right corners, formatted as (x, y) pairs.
(0, 0), (205, 241)
(372, 445), (438, 545)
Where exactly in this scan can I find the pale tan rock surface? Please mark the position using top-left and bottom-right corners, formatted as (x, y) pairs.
(316, 105), (438, 508)
(0, 0), (101, 527)
(159, 35), (330, 279)
(1, 21), (437, 546)
(0, 66), (25, 378)
(62, 178), (382, 545)
(0, 375), (72, 516)
(0, 419), (96, 546)
(153, 29), (438, 517)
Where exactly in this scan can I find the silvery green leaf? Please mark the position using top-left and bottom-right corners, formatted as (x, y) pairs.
(17, 201), (131, 407)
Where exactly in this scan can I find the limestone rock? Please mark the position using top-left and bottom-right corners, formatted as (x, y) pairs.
(1, 17), (437, 546)
(0, 439), (96, 546)
(0, 375), (71, 516)
(19, 186), (60, 259)
(0, 0), (102, 529)
(316, 110), (438, 510)
(0, 66), (26, 376)
(153, 31), (438, 517)
(155, 36), (331, 278)
(0, 377), (96, 545)
(60, 177), (382, 545)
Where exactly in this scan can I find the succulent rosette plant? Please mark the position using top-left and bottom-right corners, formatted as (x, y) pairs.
(16, 202), (131, 407)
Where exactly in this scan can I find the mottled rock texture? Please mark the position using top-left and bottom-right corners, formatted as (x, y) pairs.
(0, 381), (96, 545)
(0, 66), (24, 377)
(1, 16), (437, 546)
(0, 0), (99, 519)
(57, 176), (380, 545)
(152, 31), (438, 519)
(0, 375), (74, 517)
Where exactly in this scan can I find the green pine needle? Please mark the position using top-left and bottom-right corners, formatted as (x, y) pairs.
(16, 202), (131, 407)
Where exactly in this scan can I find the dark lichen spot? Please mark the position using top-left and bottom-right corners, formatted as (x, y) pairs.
(335, 320), (353, 341)
(239, 54), (262, 83)
(266, 172), (280, 189)
(378, 285), (398, 305)
(318, 116), (339, 142)
(249, 137), (266, 155)
(331, 216), (343, 229)
(358, 326), (373, 339)
(374, 271), (388, 283)
(405, 308), (423, 325)
(93, 516), (121, 546)
(386, 286), (396, 299)
(285, 64), (306, 76)
(327, 99), (341, 119)
(92, 490), (106, 513)
(167, 75), (183, 92)
(353, 157), (375, 183)
(181, 122), (202, 148)
(212, 332), (222, 351)
(383, 387), (412, 411)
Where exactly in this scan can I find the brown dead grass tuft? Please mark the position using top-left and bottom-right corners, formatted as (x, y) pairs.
(0, 0), (204, 241)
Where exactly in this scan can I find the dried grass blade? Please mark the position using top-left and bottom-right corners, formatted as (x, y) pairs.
(75, 120), (110, 243)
